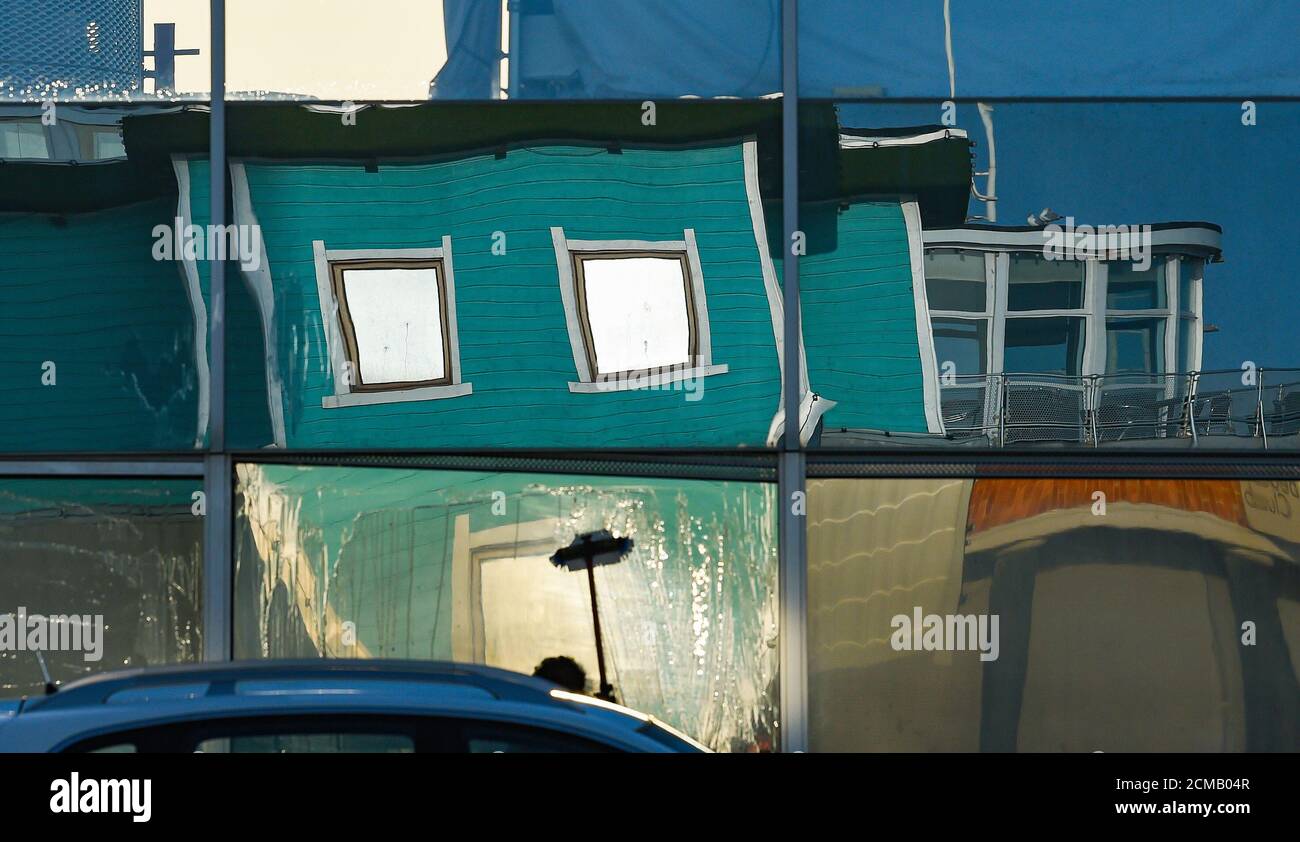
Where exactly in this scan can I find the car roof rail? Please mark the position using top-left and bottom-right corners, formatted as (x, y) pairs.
(22, 659), (557, 712)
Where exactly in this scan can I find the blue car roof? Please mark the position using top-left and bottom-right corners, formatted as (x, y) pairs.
(20, 659), (559, 713)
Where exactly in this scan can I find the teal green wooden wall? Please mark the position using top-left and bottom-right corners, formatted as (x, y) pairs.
(0, 199), (201, 451)
(187, 141), (782, 449)
(178, 167), (271, 450)
(799, 200), (929, 434)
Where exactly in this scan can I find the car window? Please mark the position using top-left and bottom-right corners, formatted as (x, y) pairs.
(66, 715), (433, 753)
(66, 714), (623, 753)
(196, 733), (414, 753)
(460, 722), (615, 753)
(88, 743), (137, 753)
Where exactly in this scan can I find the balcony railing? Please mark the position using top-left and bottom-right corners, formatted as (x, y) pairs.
(939, 368), (1300, 448)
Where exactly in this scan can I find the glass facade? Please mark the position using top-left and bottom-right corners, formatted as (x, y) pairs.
(808, 478), (1300, 751)
(0, 478), (203, 697)
(1, 3), (1297, 755)
(804, 100), (1298, 451)
(232, 464), (779, 752)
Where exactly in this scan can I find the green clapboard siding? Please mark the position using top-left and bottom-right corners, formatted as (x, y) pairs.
(0, 199), (201, 451)
(185, 141), (782, 449)
(800, 200), (928, 433)
(172, 169), (272, 449)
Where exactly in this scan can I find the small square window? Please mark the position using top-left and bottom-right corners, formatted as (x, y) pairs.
(573, 252), (697, 377)
(1106, 317), (1166, 374)
(552, 228), (728, 394)
(1004, 316), (1086, 376)
(312, 239), (470, 408)
(924, 249), (986, 312)
(1008, 254), (1085, 311)
(931, 317), (987, 376)
(75, 124), (126, 160)
(330, 260), (450, 390)
(1107, 260), (1167, 311)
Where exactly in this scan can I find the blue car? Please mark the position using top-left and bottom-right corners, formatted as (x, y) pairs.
(0, 660), (709, 753)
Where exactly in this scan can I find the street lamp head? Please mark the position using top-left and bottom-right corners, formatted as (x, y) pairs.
(550, 529), (634, 572)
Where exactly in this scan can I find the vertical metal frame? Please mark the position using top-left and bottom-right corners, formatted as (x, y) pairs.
(202, 0), (232, 663)
(778, 0), (808, 753)
(1163, 256), (1180, 375)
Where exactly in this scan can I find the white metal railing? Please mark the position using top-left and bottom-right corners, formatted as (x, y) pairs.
(939, 369), (1300, 447)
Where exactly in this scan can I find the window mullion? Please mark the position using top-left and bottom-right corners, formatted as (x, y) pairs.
(1191, 259), (1205, 371)
(989, 252), (1006, 375)
(1086, 259), (1107, 377)
(1164, 256), (1179, 375)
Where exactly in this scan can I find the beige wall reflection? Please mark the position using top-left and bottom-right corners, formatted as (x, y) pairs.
(808, 478), (1300, 752)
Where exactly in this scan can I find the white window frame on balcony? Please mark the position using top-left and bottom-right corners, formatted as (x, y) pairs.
(919, 249), (1206, 380)
(312, 239), (472, 409)
(917, 239), (1212, 442)
(550, 227), (728, 394)
(1176, 256), (1205, 373)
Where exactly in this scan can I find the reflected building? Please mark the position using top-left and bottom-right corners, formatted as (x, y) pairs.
(6, 101), (1295, 451)
(801, 122), (1297, 449)
(807, 478), (1300, 751)
(0, 105), (207, 452)
(2, 4), (1298, 757)
(0, 479), (203, 698)
(232, 464), (780, 752)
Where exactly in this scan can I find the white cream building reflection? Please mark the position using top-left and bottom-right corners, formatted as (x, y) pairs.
(808, 478), (1300, 752)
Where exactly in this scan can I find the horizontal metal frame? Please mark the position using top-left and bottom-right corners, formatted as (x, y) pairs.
(807, 452), (1300, 479)
(229, 450), (779, 483)
(5, 450), (1300, 480)
(0, 459), (204, 477)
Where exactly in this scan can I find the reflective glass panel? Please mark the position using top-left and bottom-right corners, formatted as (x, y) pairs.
(808, 477), (1300, 751)
(233, 463), (779, 752)
(0, 478), (203, 697)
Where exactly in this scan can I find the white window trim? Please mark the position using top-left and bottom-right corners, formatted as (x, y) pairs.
(312, 238), (471, 409)
(905, 201), (946, 435)
(1185, 258), (1205, 371)
(170, 157), (211, 449)
(747, 140), (830, 447)
(230, 160), (288, 446)
(919, 250), (1206, 384)
(550, 227), (728, 393)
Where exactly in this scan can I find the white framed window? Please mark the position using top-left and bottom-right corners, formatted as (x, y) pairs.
(1002, 253), (1089, 377)
(920, 249), (1205, 381)
(312, 238), (471, 408)
(550, 228), (728, 393)
(918, 245), (1208, 437)
(1174, 256), (1204, 374)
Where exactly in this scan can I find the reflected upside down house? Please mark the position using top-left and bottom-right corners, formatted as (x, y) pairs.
(799, 123), (1297, 449)
(3, 103), (1296, 450)
(2, 103), (796, 450)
